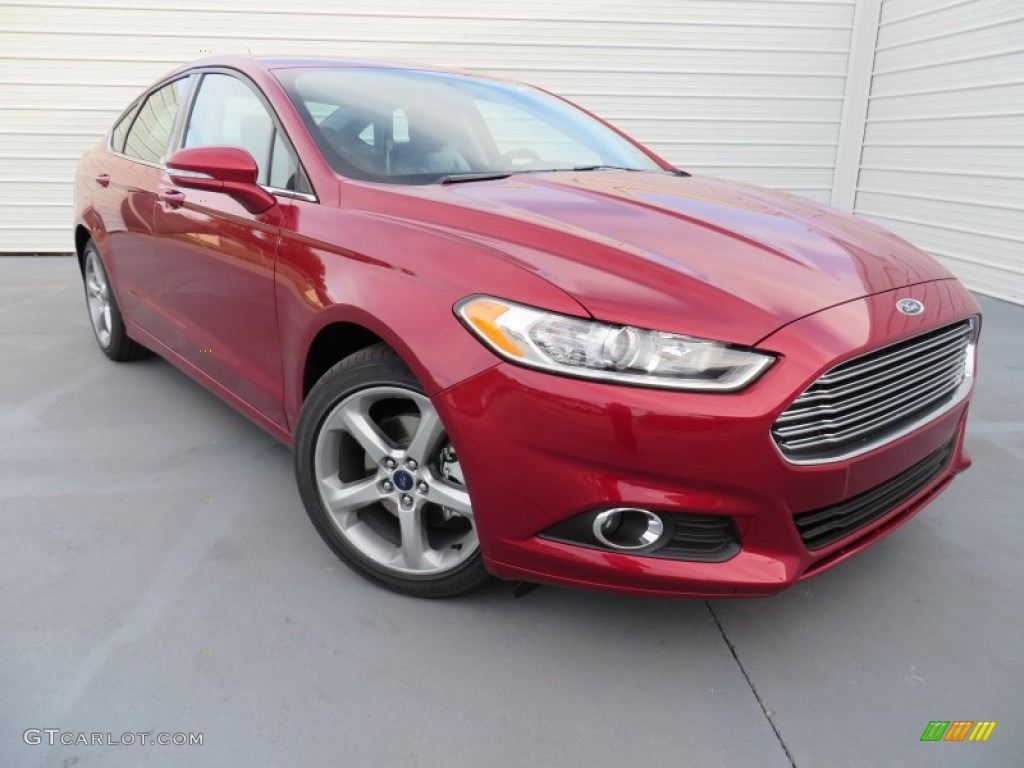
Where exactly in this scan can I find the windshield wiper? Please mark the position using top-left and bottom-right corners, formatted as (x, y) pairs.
(572, 165), (691, 176)
(438, 165), (682, 183)
(570, 165), (644, 172)
(439, 171), (514, 184)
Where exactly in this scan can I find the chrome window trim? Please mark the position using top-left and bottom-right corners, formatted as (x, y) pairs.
(93, 154), (320, 204)
(261, 185), (318, 202)
(106, 151), (166, 171)
(772, 332), (976, 467)
(105, 68), (319, 204)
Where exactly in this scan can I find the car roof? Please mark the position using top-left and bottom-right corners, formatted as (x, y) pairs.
(171, 54), (482, 79)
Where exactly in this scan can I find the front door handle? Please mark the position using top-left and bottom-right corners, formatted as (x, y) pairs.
(158, 188), (186, 209)
(95, 173), (110, 188)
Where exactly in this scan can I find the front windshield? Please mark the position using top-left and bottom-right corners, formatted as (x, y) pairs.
(274, 67), (662, 184)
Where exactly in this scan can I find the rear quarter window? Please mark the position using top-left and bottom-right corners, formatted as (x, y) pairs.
(110, 104), (140, 153)
(123, 78), (189, 164)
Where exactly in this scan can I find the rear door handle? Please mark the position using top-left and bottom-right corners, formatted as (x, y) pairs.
(95, 173), (110, 188)
(158, 188), (186, 209)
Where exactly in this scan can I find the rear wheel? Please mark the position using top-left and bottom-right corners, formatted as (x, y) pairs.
(295, 344), (488, 597)
(82, 240), (148, 361)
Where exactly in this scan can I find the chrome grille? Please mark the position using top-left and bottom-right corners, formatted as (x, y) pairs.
(773, 319), (974, 463)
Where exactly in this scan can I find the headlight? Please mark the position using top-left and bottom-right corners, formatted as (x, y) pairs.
(456, 296), (774, 391)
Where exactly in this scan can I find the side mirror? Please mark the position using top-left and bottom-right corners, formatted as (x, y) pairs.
(167, 146), (277, 214)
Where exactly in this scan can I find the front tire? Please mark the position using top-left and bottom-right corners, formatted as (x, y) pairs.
(295, 344), (488, 597)
(81, 240), (149, 361)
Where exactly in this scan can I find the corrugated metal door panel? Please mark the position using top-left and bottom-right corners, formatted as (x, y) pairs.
(4, 0), (855, 25)
(855, 0), (1024, 304)
(0, 0), (854, 251)
(857, 192), (1021, 238)
(876, 0), (1022, 46)
(875, 21), (1024, 71)
(858, 168), (1021, 207)
(867, 82), (1024, 119)
(0, 182), (73, 205)
(861, 145), (1024, 175)
(0, 109), (118, 135)
(0, 157), (79, 182)
(0, 133), (98, 156)
(870, 51), (1024, 95)
(862, 113), (1024, 144)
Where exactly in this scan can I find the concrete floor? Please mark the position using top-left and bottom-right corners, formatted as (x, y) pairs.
(1, 256), (1021, 768)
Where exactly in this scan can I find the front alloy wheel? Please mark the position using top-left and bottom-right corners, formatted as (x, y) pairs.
(295, 345), (487, 597)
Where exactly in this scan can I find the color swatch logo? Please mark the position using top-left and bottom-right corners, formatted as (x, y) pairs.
(921, 721), (997, 742)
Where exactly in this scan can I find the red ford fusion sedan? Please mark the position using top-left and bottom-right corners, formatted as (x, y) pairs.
(74, 56), (980, 598)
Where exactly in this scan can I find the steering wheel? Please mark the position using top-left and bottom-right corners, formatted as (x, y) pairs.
(500, 148), (544, 169)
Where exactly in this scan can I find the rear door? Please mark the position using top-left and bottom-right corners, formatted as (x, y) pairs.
(99, 77), (191, 336)
(152, 71), (309, 426)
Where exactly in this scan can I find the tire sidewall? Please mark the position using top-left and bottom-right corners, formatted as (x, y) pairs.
(82, 240), (143, 361)
(294, 348), (488, 597)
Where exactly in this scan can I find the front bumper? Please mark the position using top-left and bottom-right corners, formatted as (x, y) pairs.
(435, 280), (980, 597)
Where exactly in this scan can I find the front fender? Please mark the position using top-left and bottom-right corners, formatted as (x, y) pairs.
(275, 202), (587, 428)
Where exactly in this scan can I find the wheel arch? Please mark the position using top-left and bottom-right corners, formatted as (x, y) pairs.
(74, 224), (92, 273)
(302, 320), (388, 399)
(296, 305), (446, 416)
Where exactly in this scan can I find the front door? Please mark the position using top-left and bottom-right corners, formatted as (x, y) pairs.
(153, 72), (300, 426)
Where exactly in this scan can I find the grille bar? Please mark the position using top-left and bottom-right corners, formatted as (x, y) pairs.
(773, 319), (974, 463)
(794, 440), (954, 550)
(775, 360), (965, 441)
(776, 342), (966, 417)
(816, 323), (970, 386)
(780, 380), (963, 453)
(775, 354), (966, 432)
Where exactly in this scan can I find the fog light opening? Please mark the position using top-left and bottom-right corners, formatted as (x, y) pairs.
(592, 508), (666, 551)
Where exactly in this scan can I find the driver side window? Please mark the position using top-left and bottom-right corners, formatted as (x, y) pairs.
(184, 73), (299, 190)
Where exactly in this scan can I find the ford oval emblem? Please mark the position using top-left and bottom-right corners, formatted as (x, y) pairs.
(896, 298), (924, 316)
(392, 470), (415, 492)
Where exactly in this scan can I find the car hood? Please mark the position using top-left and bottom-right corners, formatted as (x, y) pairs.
(377, 171), (954, 345)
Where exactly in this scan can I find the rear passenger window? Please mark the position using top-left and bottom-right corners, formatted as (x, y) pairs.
(123, 78), (189, 164)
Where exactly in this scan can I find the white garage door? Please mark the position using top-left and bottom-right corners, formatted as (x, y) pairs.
(0, 0), (854, 253)
(854, 0), (1024, 304)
